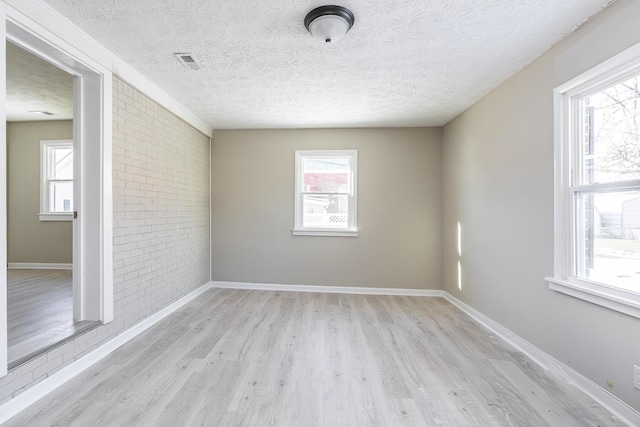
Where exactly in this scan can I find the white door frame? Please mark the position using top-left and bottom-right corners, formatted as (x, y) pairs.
(0, 1), (113, 376)
(72, 77), (82, 321)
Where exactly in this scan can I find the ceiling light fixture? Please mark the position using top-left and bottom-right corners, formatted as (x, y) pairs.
(29, 110), (54, 116)
(304, 5), (355, 43)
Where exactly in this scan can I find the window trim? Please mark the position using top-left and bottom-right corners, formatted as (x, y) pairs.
(293, 149), (358, 237)
(548, 41), (640, 318)
(39, 139), (74, 221)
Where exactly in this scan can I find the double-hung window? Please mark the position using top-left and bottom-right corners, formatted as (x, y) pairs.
(549, 43), (640, 318)
(293, 150), (358, 236)
(40, 140), (74, 221)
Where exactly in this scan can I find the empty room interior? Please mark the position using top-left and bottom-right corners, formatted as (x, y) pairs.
(0, 0), (639, 425)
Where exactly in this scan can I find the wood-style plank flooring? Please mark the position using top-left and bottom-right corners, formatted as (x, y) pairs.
(4, 289), (625, 426)
(7, 269), (94, 365)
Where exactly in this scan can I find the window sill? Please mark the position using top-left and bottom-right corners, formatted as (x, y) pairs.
(546, 276), (640, 319)
(292, 229), (358, 237)
(39, 213), (73, 222)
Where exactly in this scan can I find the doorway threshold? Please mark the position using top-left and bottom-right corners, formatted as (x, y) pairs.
(8, 321), (102, 371)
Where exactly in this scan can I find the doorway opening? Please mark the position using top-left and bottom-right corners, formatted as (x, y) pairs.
(1, 9), (113, 376)
(5, 41), (99, 366)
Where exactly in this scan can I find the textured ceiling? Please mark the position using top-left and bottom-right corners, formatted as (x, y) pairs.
(6, 41), (74, 122)
(40, 0), (614, 129)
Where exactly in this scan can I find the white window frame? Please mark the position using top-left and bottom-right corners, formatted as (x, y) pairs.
(293, 149), (358, 237)
(40, 139), (74, 221)
(547, 41), (640, 319)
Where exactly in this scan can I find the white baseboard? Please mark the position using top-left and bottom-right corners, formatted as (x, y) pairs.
(0, 281), (214, 425)
(211, 280), (445, 297)
(442, 293), (640, 427)
(8, 263), (72, 270)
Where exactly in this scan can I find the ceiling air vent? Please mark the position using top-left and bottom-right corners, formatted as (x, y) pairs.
(174, 53), (202, 71)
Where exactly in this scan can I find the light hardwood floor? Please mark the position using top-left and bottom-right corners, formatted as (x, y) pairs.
(7, 269), (95, 366)
(4, 289), (626, 426)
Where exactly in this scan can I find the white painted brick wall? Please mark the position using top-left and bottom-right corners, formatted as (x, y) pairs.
(0, 76), (210, 404)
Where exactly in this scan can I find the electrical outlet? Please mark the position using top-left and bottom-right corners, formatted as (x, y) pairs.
(634, 365), (640, 391)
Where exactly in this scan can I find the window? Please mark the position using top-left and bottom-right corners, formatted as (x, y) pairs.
(40, 140), (74, 221)
(293, 150), (358, 236)
(549, 43), (640, 318)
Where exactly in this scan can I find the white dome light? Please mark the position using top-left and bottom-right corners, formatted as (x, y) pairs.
(304, 5), (355, 43)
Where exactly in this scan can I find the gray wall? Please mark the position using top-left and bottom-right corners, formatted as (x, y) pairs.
(0, 76), (211, 404)
(442, 0), (640, 411)
(7, 120), (73, 264)
(212, 128), (442, 289)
